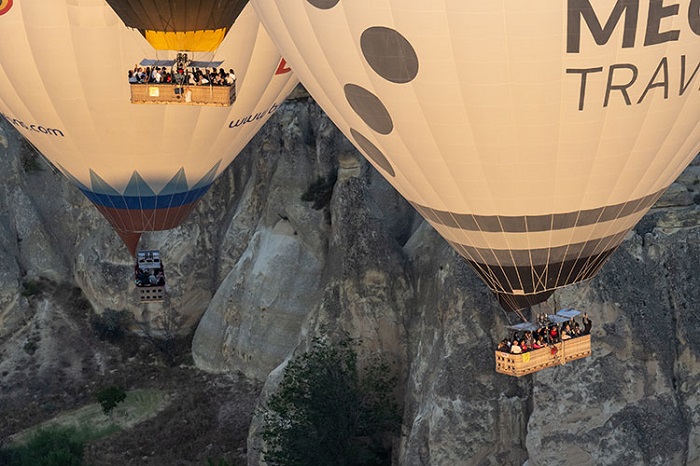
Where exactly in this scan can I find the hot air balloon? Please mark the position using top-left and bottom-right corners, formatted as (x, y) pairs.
(103, 0), (248, 53)
(250, 0), (700, 314)
(104, 0), (251, 106)
(0, 0), (298, 259)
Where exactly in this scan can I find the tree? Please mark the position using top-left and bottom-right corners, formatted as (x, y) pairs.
(260, 335), (401, 466)
(94, 384), (127, 415)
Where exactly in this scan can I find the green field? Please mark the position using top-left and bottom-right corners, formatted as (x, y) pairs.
(9, 389), (171, 446)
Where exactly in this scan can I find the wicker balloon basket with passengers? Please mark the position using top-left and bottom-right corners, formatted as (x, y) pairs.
(495, 308), (592, 377)
(495, 334), (591, 377)
(129, 58), (236, 106)
(134, 250), (166, 303)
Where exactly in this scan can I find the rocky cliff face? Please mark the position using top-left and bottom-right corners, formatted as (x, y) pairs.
(1, 91), (699, 465)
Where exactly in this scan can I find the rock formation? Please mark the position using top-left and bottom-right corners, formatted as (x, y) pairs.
(0, 89), (699, 465)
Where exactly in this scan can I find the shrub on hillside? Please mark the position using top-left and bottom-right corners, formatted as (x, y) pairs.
(0, 427), (85, 466)
(206, 459), (232, 466)
(20, 280), (42, 298)
(94, 384), (127, 415)
(22, 339), (38, 355)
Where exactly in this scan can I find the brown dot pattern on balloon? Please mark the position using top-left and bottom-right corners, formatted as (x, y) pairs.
(344, 83), (393, 135)
(311, 5), (422, 179)
(360, 26), (419, 84)
(306, 0), (340, 9)
(350, 128), (395, 177)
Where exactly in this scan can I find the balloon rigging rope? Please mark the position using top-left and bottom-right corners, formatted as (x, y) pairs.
(514, 307), (527, 322)
(159, 6), (175, 36)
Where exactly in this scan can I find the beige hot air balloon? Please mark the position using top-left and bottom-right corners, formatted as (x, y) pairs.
(0, 0), (298, 256)
(251, 0), (700, 313)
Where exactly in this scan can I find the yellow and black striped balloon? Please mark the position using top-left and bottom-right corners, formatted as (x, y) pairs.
(105, 0), (249, 51)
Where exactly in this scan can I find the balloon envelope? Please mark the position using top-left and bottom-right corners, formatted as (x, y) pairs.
(251, 0), (700, 310)
(0, 0), (298, 255)
(104, 0), (249, 51)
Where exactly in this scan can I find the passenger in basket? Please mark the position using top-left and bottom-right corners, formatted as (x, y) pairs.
(572, 322), (581, 337)
(137, 269), (150, 287)
(583, 313), (593, 334)
(549, 325), (560, 343)
(520, 339), (529, 352)
(151, 67), (161, 83)
(525, 331), (534, 348)
(510, 340), (522, 354)
(226, 69), (236, 86)
(561, 326), (572, 340)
